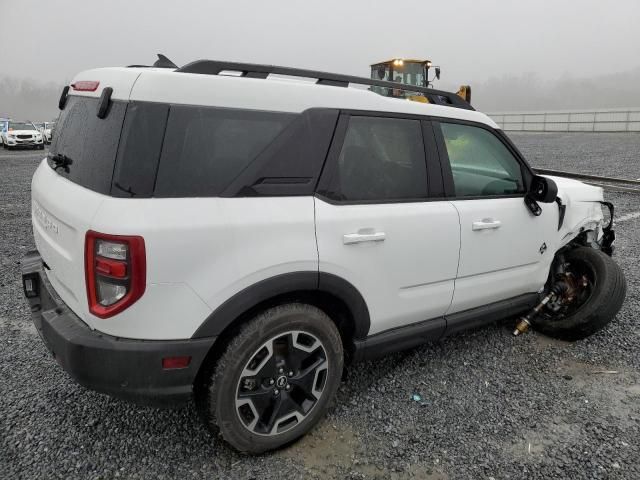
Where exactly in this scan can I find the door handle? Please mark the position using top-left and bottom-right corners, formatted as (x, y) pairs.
(343, 231), (386, 245)
(472, 219), (502, 231)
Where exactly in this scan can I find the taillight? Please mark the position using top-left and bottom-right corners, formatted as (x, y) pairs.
(85, 231), (146, 318)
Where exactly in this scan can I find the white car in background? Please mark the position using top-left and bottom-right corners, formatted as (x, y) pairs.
(0, 118), (9, 146)
(42, 121), (56, 144)
(1, 120), (45, 150)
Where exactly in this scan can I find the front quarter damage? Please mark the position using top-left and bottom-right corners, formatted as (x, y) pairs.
(543, 175), (615, 255)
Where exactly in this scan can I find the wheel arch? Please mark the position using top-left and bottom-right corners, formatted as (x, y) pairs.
(192, 271), (370, 364)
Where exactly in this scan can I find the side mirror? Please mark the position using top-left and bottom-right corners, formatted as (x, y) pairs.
(529, 175), (558, 203)
(435, 67), (441, 80)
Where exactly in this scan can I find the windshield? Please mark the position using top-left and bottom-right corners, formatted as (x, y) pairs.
(391, 62), (425, 87)
(370, 61), (427, 98)
(9, 122), (36, 131)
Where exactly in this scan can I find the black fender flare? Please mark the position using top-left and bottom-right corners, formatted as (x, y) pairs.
(191, 271), (370, 340)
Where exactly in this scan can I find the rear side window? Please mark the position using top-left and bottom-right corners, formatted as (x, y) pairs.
(321, 116), (428, 202)
(154, 106), (295, 197)
(111, 102), (169, 197)
(440, 122), (525, 197)
(49, 95), (127, 194)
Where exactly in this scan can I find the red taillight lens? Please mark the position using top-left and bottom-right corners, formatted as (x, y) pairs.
(85, 231), (145, 319)
(71, 80), (100, 91)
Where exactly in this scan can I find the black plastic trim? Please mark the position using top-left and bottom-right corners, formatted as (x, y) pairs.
(318, 272), (370, 339)
(353, 293), (540, 361)
(97, 87), (113, 119)
(21, 252), (215, 405)
(353, 318), (446, 361)
(192, 272), (371, 340)
(444, 293), (539, 336)
(422, 120), (445, 197)
(58, 85), (70, 110)
(221, 108), (339, 197)
(599, 201), (615, 256)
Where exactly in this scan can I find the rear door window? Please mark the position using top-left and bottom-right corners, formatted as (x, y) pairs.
(49, 95), (127, 194)
(319, 115), (428, 202)
(154, 106), (295, 197)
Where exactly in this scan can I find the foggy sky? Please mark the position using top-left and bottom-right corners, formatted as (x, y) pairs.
(1, 0), (640, 118)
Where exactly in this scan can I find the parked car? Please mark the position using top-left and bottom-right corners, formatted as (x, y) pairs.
(0, 117), (9, 146)
(21, 59), (625, 454)
(42, 121), (56, 144)
(2, 120), (44, 150)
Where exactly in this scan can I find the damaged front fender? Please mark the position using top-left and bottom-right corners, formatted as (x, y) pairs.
(542, 175), (615, 255)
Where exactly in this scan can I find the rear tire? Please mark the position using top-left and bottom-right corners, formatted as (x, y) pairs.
(196, 303), (344, 454)
(532, 247), (626, 341)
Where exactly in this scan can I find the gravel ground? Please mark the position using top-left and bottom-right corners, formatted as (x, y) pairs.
(1, 136), (639, 480)
(509, 132), (640, 180)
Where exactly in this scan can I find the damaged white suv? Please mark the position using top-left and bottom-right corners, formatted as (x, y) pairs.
(21, 57), (626, 454)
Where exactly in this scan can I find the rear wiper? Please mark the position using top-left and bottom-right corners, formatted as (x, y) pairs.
(48, 153), (73, 172)
(114, 181), (138, 197)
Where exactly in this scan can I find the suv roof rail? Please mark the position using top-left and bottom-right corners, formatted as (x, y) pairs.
(175, 60), (475, 111)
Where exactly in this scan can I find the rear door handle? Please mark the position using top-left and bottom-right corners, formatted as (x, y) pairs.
(343, 231), (386, 245)
(472, 219), (502, 231)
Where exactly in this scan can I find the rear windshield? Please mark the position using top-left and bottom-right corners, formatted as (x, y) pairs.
(49, 95), (127, 194)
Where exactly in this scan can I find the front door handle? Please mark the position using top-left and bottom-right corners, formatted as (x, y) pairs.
(343, 231), (386, 245)
(472, 219), (502, 231)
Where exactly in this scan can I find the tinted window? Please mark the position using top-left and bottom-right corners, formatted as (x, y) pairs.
(440, 122), (524, 197)
(322, 116), (428, 202)
(111, 102), (169, 197)
(49, 95), (127, 194)
(155, 106), (295, 197)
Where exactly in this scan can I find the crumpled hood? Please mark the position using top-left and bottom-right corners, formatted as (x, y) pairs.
(542, 175), (606, 247)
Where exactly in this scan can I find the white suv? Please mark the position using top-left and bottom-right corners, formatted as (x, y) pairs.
(2, 120), (45, 150)
(21, 57), (625, 454)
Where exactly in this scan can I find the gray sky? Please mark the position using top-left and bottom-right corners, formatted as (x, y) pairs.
(1, 0), (640, 117)
(2, 0), (639, 84)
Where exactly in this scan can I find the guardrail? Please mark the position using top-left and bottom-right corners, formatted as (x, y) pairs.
(488, 109), (640, 132)
(535, 168), (640, 194)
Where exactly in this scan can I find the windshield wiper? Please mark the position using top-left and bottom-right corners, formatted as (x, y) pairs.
(48, 153), (73, 172)
(114, 182), (138, 197)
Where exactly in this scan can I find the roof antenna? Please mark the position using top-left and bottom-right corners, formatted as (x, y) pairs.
(153, 54), (178, 68)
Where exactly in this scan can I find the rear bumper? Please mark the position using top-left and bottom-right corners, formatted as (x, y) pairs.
(21, 251), (216, 405)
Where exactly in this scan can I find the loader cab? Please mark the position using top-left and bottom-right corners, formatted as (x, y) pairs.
(370, 58), (471, 104)
(370, 59), (436, 99)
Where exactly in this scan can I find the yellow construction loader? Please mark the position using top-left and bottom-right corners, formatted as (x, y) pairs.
(370, 58), (471, 103)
